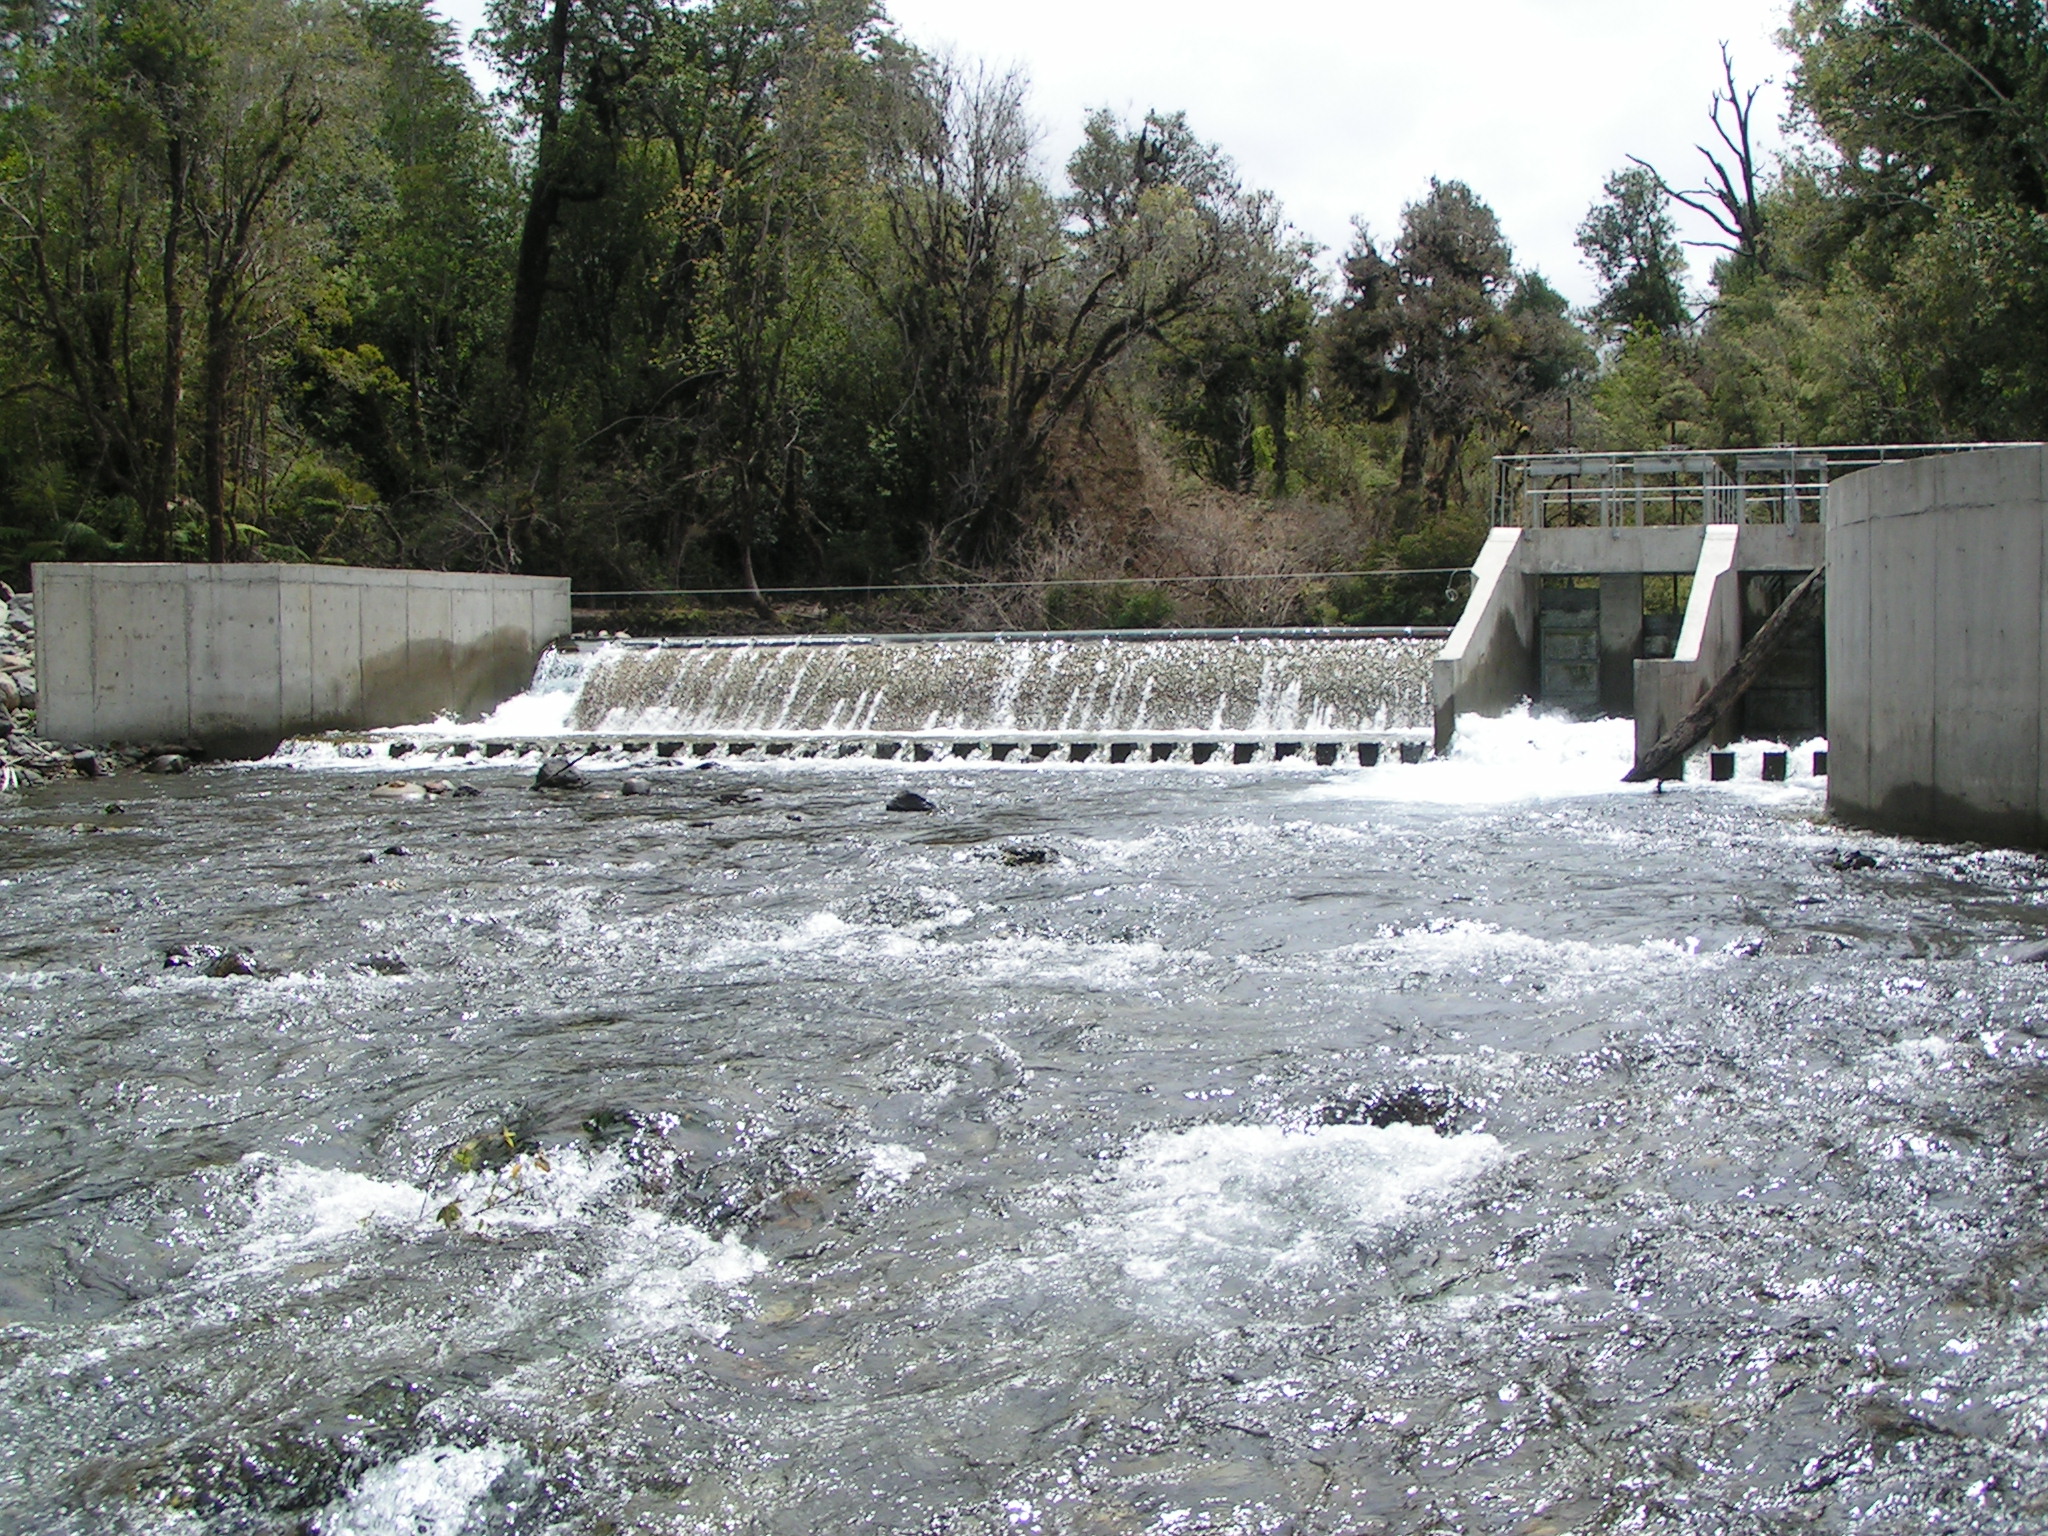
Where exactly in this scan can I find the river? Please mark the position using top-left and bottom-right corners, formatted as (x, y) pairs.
(0, 711), (2043, 1534)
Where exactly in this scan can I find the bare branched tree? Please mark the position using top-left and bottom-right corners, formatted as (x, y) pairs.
(1631, 45), (1768, 273)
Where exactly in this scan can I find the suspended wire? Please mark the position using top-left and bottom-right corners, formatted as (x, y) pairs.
(574, 567), (1474, 600)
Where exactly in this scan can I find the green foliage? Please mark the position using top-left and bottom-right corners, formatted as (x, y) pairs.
(1328, 181), (1588, 528)
(1309, 515), (1489, 628)
(1109, 586), (1176, 629)
(11, 0), (2036, 616)
(1577, 167), (1689, 337)
(1591, 327), (1712, 449)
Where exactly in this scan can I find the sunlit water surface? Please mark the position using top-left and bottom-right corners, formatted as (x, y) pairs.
(1, 714), (2045, 1534)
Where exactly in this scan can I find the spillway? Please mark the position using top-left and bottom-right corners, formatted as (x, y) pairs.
(415, 628), (1447, 765)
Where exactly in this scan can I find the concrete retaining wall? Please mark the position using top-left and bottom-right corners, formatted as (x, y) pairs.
(1432, 529), (1535, 752)
(32, 563), (571, 755)
(1632, 527), (1744, 771)
(1826, 447), (2048, 845)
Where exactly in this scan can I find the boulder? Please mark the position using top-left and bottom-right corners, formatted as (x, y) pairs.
(621, 775), (653, 796)
(534, 756), (590, 791)
(203, 951), (259, 979)
(886, 790), (936, 813)
(143, 754), (189, 775)
(450, 783), (484, 799)
(369, 780), (426, 801)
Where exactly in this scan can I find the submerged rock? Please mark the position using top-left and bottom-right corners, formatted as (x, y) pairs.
(164, 943), (223, 969)
(356, 953), (410, 976)
(533, 756), (589, 791)
(999, 845), (1056, 866)
(143, 754), (189, 775)
(1318, 1086), (1457, 1135)
(621, 775), (653, 796)
(449, 782), (484, 799)
(886, 790), (936, 813)
(203, 951), (260, 979)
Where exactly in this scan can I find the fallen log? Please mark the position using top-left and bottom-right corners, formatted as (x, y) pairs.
(1624, 566), (1826, 783)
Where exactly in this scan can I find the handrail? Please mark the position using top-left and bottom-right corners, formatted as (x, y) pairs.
(1492, 442), (2045, 528)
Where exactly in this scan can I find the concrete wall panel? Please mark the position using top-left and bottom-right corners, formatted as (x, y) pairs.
(28, 563), (570, 755)
(1632, 527), (1746, 769)
(1431, 528), (1536, 751)
(1864, 502), (1938, 827)
(94, 567), (190, 742)
(32, 566), (96, 742)
(188, 571), (283, 752)
(1828, 445), (2048, 846)
(1826, 485), (1873, 812)
(308, 579), (363, 725)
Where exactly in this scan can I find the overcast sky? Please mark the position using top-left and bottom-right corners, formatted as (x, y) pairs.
(431, 0), (1799, 308)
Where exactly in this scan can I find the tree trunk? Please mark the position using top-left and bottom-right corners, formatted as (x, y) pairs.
(739, 540), (776, 622)
(148, 136), (189, 559)
(1266, 379), (1289, 499)
(1393, 401), (1431, 530)
(504, 0), (576, 415)
(1625, 567), (1826, 783)
(200, 285), (233, 563)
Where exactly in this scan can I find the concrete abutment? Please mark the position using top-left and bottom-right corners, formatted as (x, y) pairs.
(32, 563), (570, 757)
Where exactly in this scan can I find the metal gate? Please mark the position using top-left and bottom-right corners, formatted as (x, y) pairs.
(1538, 582), (1601, 717)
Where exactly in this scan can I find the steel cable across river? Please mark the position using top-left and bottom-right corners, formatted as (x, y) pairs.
(0, 695), (2045, 1533)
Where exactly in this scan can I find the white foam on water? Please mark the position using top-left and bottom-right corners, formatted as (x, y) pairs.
(1298, 709), (1636, 806)
(232, 1159), (431, 1271)
(1296, 708), (1829, 808)
(1091, 1122), (1504, 1290)
(601, 1210), (769, 1341)
(865, 1143), (929, 1181)
(312, 1442), (524, 1536)
(222, 1148), (638, 1277)
(688, 911), (1190, 990)
(1338, 918), (1718, 995)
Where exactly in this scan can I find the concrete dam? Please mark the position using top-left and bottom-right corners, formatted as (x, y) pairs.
(29, 440), (2048, 840)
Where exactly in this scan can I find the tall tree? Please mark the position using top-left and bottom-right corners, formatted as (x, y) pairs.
(1328, 180), (1573, 525)
(1577, 165), (1689, 337)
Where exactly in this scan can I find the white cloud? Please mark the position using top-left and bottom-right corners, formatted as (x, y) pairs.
(432, 0), (1797, 306)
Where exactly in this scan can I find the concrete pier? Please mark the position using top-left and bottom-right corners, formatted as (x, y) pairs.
(1826, 446), (2048, 845)
(32, 563), (570, 756)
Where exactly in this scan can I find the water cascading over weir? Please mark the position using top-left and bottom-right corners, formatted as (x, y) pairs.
(420, 629), (1447, 767)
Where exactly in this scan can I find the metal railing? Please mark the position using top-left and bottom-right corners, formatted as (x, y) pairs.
(1492, 443), (2044, 529)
